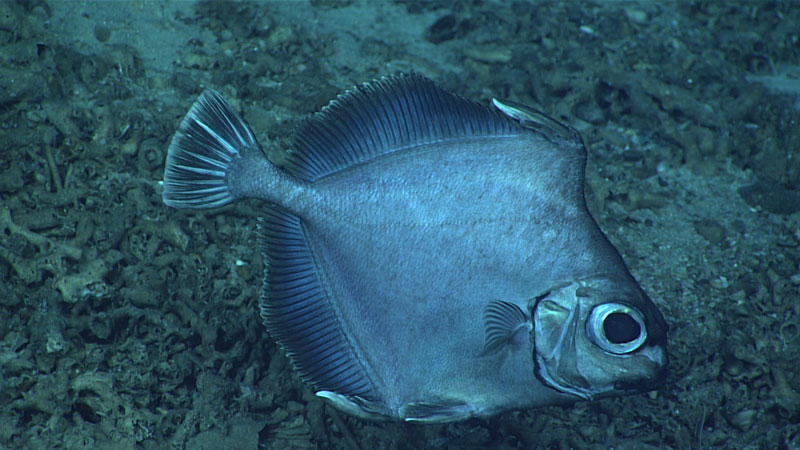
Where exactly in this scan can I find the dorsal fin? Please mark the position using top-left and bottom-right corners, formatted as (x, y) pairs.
(285, 72), (519, 182)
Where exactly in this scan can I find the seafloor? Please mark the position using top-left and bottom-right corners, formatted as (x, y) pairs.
(1, 1), (799, 449)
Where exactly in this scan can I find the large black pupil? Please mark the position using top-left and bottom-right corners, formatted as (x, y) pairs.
(603, 313), (641, 344)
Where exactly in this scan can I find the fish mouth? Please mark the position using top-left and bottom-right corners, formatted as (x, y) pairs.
(615, 375), (667, 395)
(614, 354), (670, 394)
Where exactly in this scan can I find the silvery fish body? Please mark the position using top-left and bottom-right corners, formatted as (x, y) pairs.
(162, 73), (668, 423)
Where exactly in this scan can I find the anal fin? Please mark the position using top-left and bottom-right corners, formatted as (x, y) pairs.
(258, 207), (377, 403)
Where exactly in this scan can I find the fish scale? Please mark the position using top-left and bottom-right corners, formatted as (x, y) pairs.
(162, 73), (668, 423)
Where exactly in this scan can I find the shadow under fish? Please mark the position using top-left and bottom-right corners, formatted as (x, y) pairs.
(162, 73), (668, 423)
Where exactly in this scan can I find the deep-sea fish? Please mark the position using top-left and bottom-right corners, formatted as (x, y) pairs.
(162, 73), (668, 423)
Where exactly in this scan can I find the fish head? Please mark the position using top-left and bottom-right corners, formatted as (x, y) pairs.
(530, 275), (668, 401)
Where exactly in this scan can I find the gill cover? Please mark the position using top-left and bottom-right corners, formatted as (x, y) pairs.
(531, 275), (667, 400)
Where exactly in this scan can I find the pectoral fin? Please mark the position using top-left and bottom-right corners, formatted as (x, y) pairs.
(481, 300), (531, 355)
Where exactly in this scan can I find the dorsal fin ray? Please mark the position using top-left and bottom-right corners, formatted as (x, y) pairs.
(286, 73), (520, 182)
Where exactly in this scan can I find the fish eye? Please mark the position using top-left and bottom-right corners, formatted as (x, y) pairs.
(604, 312), (640, 343)
(586, 303), (647, 355)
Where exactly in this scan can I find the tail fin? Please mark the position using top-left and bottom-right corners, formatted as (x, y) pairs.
(162, 90), (260, 209)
